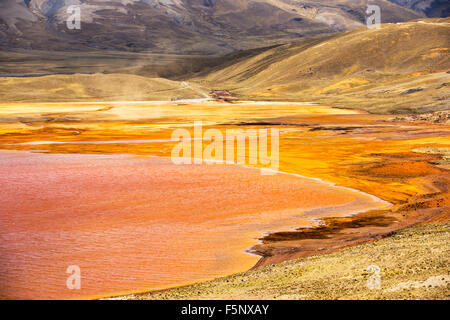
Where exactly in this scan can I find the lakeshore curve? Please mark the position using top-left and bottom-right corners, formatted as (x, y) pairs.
(0, 101), (448, 299)
(0, 151), (385, 299)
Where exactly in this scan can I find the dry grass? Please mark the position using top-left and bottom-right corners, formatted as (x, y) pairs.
(196, 19), (450, 114)
(414, 147), (450, 168)
(118, 223), (449, 300)
(0, 73), (207, 102)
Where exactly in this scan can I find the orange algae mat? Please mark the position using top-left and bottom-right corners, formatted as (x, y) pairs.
(0, 151), (385, 299)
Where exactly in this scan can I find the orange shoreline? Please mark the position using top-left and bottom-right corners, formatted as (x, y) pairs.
(0, 151), (387, 299)
(0, 101), (448, 299)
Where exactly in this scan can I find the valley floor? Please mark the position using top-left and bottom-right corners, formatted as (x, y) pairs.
(0, 14), (448, 301)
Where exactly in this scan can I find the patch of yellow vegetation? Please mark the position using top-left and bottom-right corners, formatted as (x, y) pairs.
(421, 47), (449, 59)
(341, 63), (361, 75)
(408, 71), (431, 77)
(314, 78), (370, 95)
(253, 84), (295, 97)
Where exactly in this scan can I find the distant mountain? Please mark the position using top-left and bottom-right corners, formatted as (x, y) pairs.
(0, 0), (425, 54)
(388, 0), (450, 17)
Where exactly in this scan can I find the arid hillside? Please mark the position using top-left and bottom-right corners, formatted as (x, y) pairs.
(197, 18), (450, 114)
(1, 17), (448, 114)
(0, 73), (208, 102)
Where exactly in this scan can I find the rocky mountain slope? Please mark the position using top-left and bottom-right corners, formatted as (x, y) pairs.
(388, 0), (449, 17)
(1, 0), (425, 54)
